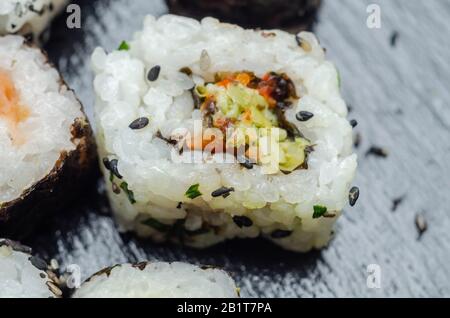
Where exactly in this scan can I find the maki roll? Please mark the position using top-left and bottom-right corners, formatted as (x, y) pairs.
(0, 0), (68, 42)
(0, 238), (61, 298)
(92, 15), (357, 252)
(73, 262), (239, 298)
(0, 35), (95, 238)
(167, 0), (321, 31)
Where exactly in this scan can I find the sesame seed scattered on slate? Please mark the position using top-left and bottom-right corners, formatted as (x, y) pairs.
(415, 214), (428, 239)
(366, 146), (388, 158)
(391, 196), (405, 212)
(390, 31), (399, 47)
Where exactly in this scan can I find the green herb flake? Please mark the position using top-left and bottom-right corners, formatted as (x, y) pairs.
(185, 184), (202, 199)
(109, 171), (114, 182)
(313, 205), (328, 219)
(118, 41), (130, 51)
(142, 218), (172, 232)
(120, 182), (136, 204)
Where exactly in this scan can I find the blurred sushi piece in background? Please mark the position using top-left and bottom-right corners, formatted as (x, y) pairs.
(73, 262), (239, 298)
(167, 0), (322, 31)
(92, 15), (357, 252)
(0, 0), (68, 42)
(0, 238), (62, 298)
(0, 35), (95, 238)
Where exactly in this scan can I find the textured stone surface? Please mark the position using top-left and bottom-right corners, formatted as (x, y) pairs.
(25, 0), (450, 297)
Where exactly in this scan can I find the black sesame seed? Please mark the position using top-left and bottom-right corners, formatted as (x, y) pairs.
(233, 216), (253, 228)
(366, 146), (388, 158)
(109, 159), (123, 179)
(271, 230), (293, 239)
(350, 119), (358, 128)
(390, 31), (399, 47)
(29, 256), (48, 271)
(211, 187), (235, 198)
(40, 273), (46, 279)
(349, 186), (360, 207)
(391, 196), (405, 212)
(296, 111), (314, 122)
(147, 65), (161, 81)
(177, 202), (182, 209)
(129, 117), (149, 130)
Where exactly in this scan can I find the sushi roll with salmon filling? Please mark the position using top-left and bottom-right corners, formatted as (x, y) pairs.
(92, 15), (357, 252)
(0, 238), (62, 298)
(73, 262), (239, 298)
(0, 0), (68, 42)
(0, 35), (95, 238)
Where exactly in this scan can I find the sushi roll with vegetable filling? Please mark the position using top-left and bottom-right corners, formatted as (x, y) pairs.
(0, 35), (95, 238)
(0, 0), (68, 42)
(92, 15), (357, 252)
(0, 238), (61, 298)
(73, 262), (238, 298)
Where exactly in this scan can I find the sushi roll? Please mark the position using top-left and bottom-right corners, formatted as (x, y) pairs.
(0, 238), (62, 298)
(0, 0), (68, 42)
(167, 0), (321, 31)
(92, 15), (357, 252)
(0, 35), (95, 238)
(73, 262), (238, 298)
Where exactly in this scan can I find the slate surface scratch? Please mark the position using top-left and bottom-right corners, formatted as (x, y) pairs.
(24, 0), (450, 297)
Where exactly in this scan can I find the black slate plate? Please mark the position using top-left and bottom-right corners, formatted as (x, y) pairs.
(23, 0), (450, 297)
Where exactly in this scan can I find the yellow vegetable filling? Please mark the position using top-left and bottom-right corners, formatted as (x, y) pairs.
(193, 71), (311, 174)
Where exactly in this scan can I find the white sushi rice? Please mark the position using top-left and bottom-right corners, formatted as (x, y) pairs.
(0, 35), (84, 204)
(0, 239), (59, 298)
(0, 0), (68, 38)
(73, 262), (238, 298)
(92, 15), (357, 252)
